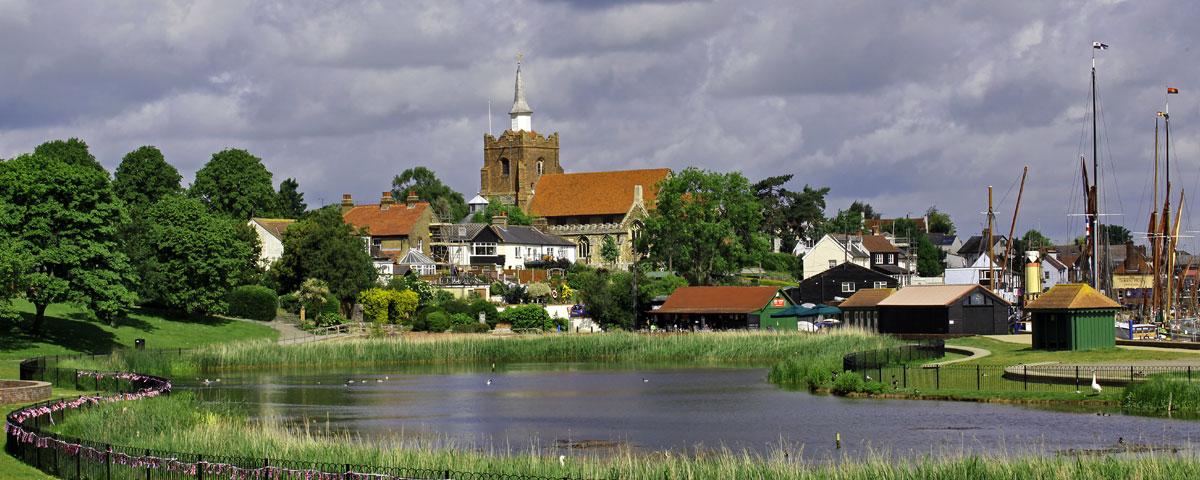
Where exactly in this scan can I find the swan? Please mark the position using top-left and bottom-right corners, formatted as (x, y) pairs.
(1091, 371), (1102, 395)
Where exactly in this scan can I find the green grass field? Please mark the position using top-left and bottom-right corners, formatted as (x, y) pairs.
(947, 336), (1200, 365)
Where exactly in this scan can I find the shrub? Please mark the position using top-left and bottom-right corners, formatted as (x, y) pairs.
(469, 299), (500, 327)
(526, 283), (552, 301)
(426, 311), (452, 333)
(358, 288), (420, 324)
(760, 252), (799, 274)
(227, 285), (278, 321)
(501, 304), (552, 330)
(831, 371), (866, 395)
(278, 293), (301, 314)
(449, 312), (476, 327)
(315, 311), (346, 328)
(432, 289), (455, 306)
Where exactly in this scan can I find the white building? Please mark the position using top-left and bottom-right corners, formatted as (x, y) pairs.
(441, 218), (576, 270)
(944, 253), (1021, 303)
(248, 218), (295, 268)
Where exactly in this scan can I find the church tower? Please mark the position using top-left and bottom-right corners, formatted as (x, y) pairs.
(480, 58), (563, 208)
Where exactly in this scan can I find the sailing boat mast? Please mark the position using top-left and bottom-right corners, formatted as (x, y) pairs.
(1088, 42), (1107, 292)
(987, 186), (995, 292)
(1150, 116), (1161, 321)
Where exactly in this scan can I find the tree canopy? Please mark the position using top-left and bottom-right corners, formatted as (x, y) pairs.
(274, 178), (307, 218)
(638, 168), (768, 285)
(470, 200), (533, 225)
(753, 175), (829, 251)
(1103, 224), (1133, 245)
(926, 206), (955, 234)
(113, 146), (182, 211)
(0, 152), (135, 329)
(190, 148), (276, 219)
(275, 206), (377, 313)
(34, 138), (105, 173)
(1022, 229), (1052, 250)
(135, 195), (261, 316)
(392, 166), (468, 222)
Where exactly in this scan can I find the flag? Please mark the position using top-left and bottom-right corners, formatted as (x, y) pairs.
(1093, 42), (1109, 50)
(1168, 87), (1180, 94)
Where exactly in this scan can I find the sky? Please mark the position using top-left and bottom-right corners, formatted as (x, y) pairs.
(1, 0), (1199, 247)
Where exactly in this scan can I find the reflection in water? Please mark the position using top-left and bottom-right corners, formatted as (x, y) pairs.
(186, 363), (1200, 460)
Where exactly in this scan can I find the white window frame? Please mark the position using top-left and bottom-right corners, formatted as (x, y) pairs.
(874, 281), (888, 289)
(841, 282), (856, 293)
(828, 259), (838, 269)
(472, 242), (496, 256)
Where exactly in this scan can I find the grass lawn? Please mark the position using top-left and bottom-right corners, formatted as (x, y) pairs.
(947, 336), (1200, 365)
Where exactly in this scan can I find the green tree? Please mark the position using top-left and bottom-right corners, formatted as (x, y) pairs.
(136, 195), (260, 316)
(600, 235), (620, 265)
(296, 278), (330, 324)
(471, 200), (533, 225)
(0, 236), (30, 321)
(926, 206), (955, 235)
(276, 206), (377, 314)
(1022, 229), (1052, 250)
(392, 166), (468, 222)
(638, 168), (768, 285)
(190, 148), (276, 219)
(915, 233), (944, 277)
(820, 209), (865, 237)
(847, 201), (880, 221)
(1103, 224), (1133, 245)
(274, 178), (307, 218)
(113, 146), (182, 211)
(34, 138), (105, 172)
(0, 153), (136, 329)
(753, 175), (830, 251)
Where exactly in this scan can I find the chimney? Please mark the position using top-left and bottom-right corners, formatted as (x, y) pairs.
(532, 217), (549, 233)
(492, 212), (508, 228)
(1125, 241), (1138, 271)
(340, 194), (354, 215)
(633, 184), (644, 204)
(406, 190), (419, 209)
(379, 191), (395, 211)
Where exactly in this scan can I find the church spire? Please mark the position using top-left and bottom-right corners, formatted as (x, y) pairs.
(509, 54), (532, 132)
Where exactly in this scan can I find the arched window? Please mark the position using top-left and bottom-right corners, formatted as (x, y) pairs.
(578, 237), (591, 260)
(500, 158), (510, 176)
(536, 158), (544, 175)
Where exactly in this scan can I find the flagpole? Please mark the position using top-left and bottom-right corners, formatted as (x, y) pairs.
(1091, 42), (1101, 292)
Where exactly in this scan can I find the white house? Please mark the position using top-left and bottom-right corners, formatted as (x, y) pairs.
(248, 218), (295, 268)
(801, 234), (871, 280)
(442, 218), (576, 269)
(944, 253), (1021, 303)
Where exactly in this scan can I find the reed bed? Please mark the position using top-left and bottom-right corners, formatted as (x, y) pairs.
(1122, 376), (1200, 415)
(50, 393), (1200, 479)
(63, 331), (899, 381)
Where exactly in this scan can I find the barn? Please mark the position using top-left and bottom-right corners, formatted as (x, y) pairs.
(877, 285), (1010, 335)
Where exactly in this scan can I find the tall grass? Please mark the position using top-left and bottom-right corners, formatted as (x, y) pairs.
(62, 331), (899, 381)
(1123, 376), (1200, 415)
(50, 393), (1200, 479)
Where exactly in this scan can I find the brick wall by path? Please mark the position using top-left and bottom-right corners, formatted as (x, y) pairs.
(0, 380), (51, 404)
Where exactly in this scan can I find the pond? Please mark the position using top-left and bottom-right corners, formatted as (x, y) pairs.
(185, 363), (1200, 460)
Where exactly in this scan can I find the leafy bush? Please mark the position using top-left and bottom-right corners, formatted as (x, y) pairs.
(470, 299), (500, 327)
(501, 304), (553, 330)
(526, 282), (552, 301)
(315, 311), (346, 328)
(358, 288), (420, 324)
(760, 252), (799, 274)
(432, 289), (455, 306)
(831, 371), (866, 395)
(227, 285), (278, 321)
(278, 293), (300, 314)
(426, 311), (452, 332)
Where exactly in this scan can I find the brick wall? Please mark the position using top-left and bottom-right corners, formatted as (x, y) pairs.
(0, 380), (51, 404)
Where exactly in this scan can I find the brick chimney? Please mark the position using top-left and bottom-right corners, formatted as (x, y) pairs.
(492, 212), (508, 228)
(340, 194), (354, 215)
(406, 190), (419, 209)
(379, 191), (394, 211)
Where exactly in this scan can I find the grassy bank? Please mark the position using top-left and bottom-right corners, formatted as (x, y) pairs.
(63, 331), (898, 381)
(947, 336), (1200, 365)
(1123, 376), (1200, 416)
(43, 392), (1200, 479)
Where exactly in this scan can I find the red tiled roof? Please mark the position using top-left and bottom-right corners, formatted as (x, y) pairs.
(866, 218), (927, 233)
(860, 235), (899, 253)
(655, 286), (782, 314)
(528, 168), (670, 218)
(343, 202), (429, 237)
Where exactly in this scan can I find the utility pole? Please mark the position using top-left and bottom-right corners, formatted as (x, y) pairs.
(987, 186), (995, 292)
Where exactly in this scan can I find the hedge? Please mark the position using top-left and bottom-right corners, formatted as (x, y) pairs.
(228, 285), (278, 321)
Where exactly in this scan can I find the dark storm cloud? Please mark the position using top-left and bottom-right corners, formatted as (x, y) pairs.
(1, 0), (1198, 246)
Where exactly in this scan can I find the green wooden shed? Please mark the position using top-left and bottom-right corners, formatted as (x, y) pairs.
(1025, 283), (1120, 350)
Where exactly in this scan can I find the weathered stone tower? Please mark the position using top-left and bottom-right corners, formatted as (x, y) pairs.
(480, 59), (563, 207)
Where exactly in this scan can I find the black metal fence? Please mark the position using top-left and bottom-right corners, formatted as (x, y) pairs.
(841, 339), (945, 371)
(7, 354), (591, 480)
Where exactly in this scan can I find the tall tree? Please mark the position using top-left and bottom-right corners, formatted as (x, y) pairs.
(0, 153), (135, 329)
(392, 167), (468, 222)
(113, 146), (181, 211)
(847, 201), (880, 221)
(638, 168), (769, 285)
(915, 233), (944, 277)
(1022, 229), (1052, 250)
(600, 235), (620, 265)
(275, 206), (376, 314)
(34, 138), (105, 172)
(0, 236), (30, 321)
(752, 175), (830, 251)
(190, 148), (276, 220)
(1103, 224), (1133, 245)
(926, 206), (956, 235)
(471, 200), (533, 225)
(274, 178), (307, 218)
(135, 195), (260, 316)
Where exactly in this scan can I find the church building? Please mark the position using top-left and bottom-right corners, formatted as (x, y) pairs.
(477, 60), (669, 270)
